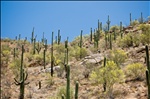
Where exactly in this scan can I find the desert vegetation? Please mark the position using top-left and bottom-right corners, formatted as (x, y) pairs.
(1, 13), (150, 99)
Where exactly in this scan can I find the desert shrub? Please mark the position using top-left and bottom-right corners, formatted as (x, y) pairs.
(45, 73), (54, 87)
(138, 24), (150, 32)
(138, 24), (150, 45)
(117, 33), (133, 47)
(90, 61), (125, 97)
(110, 25), (119, 32)
(24, 53), (33, 62)
(130, 20), (139, 26)
(57, 86), (74, 99)
(125, 63), (146, 79)
(71, 46), (88, 60)
(53, 43), (65, 54)
(132, 33), (141, 46)
(108, 49), (127, 67)
(9, 59), (21, 77)
(33, 54), (43, 62)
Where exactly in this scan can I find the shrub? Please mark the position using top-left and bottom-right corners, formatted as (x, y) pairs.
(117, 33), (133, 47)
(9, 59), (21, 77)
(90, 61), (125, 97)
(57, 86), (74, 99)
(130, 20), (139, 26)
(108, 49), (127, 67)
(125, 63), (146, 79)
(45, 73), (54, 87)
(33, 54), (43, 62)
(72, 46), (88, 60)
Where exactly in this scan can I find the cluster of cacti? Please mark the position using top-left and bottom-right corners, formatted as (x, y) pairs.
(51, 32), (54, 77)
(145, 45), (150, 99)
(14, 45), (29, 99)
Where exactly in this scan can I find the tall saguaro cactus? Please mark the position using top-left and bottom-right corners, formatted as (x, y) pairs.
(130, 13), (132, 25)
(90, 28), (92, 42)
(103, 57), (106, 92)
(51, 32), (54, 77)
(109, 34), (112, 50)
(106, 15), (111, 32)
(41, 32), (45, 44)
(80, 30), (83, 59)
(14, 45), (29, 99)
(145, 45), (150, 99)
(58, 30), (61, 45)
(66, 65), (70, 99)
(43, 49), (46, 69)
(140, 12), (143, 23)
(31, 27), (34, 44)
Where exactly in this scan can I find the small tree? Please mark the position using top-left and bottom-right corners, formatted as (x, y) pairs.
(90, 61), (124, 98)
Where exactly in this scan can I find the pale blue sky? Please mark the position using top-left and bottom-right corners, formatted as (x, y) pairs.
(1, 1), (149, 43)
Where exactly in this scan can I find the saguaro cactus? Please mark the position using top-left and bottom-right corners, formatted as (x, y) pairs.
(58, 30), (61, 45)
(106, 15), (111, 31)
(35, 41), (42, 54)
(90, 28), (92, 42)
(31, 27), (34, 44)
(44, 39), (47, 50)
(41, 32), (45, 44)
(130, 13), (132, 25)
(66, 65), (70, 99)
(51, 32), (54, 77)
(13, 48), (16, 59)
(103, 57), (106, 92)
(18, 34), (21, 41)
(109, 34), (112, 50)
(14, 45), (29, 99)
(140, 12), (143, 23)
(79, 30), (83, 59)
(43, 49), (46, 69)
(145, 45), (150, 99)
(75, 81), (79, 99)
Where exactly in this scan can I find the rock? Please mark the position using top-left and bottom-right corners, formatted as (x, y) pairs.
(81, 54), (104, 64)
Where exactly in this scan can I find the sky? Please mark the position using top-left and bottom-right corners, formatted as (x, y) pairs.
(1, 1), (150, 44)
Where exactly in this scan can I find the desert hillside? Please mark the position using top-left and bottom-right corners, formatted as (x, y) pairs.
(1, 19), (150, 99)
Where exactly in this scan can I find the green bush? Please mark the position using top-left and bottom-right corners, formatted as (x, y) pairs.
(108, 49), (127, 67)
(117, 33), (133, 47)
(45, 73), (54, 87)
(130, 20), (139, 26)
(72, 46), (88, 60)
(9, 59), (21, 77)
(57, 86), (74, 99)
(90, 61), (125, 97)
(125, 63), (146, 79)
(33, 54), (43, 61)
